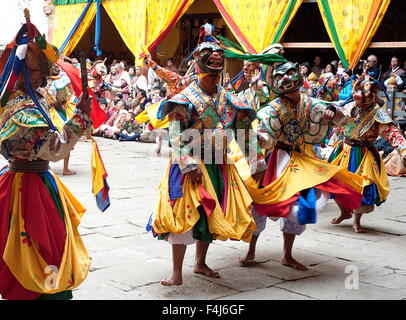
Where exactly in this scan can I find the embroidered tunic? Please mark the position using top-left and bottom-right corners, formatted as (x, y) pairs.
(159, 81), (266, 174)
(0, 91), (91, 161)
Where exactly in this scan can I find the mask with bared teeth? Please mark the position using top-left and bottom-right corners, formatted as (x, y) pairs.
(194, 42), (224, 75)
(272, 61), (303, 95)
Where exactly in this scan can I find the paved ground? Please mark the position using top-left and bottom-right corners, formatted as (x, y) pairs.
(1, 137), (406, 300)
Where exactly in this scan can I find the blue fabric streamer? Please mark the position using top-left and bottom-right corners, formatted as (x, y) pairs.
(22, 61), (57, 131)
(59, 0), (93, 54)
(96, 179), (110, 212)
(297, 188), (317, 225)
(145, 213), (153, 232)
(94, 0), (102, 56)
(169, 163), (183, 201)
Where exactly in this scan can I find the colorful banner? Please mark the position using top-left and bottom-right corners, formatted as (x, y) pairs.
(91, 138), (110, 212)
(318, 0), (391, 69)
(146, 0), (195, 51)
(213, 0), (303, 53)
(102, 0), (147, 63)
(53, 2), (96, 56)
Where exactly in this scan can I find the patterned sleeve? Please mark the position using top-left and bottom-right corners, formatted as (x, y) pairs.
(378, 123), (406, 157)
(256, 102), (281, 149)
(34, 109), (92, 162)
(150, 60), (181, 89)
(233, 109), (267, 174)
(167, 105), (199, 174)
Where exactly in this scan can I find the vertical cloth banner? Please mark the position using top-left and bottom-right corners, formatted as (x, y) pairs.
(53, 1), (97, 56)
(213, 0), (303, 53)
(145, 0), (195, 52)
(91, 138), (110, 212)
(102, 0), (147, 64)
(318, 0), (391, 69)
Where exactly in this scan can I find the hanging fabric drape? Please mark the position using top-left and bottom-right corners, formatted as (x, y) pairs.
(213, 0), (302, 54)
(145, 0), (195, 52)
(318, 0), (391, 69)
(52, 2), (91, 50)
(102, 0), (147, 64)
(94, 0), (102, 56)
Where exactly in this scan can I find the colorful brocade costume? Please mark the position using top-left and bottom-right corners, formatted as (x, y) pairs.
(148, 59), (190, 99)
(150, 81), (265, 244)
(0, 91), (92, 300)
(231, 93), (364, 235)
(329, 102), (406, 214)
(236, 81), (271, 112)
(45, 71), (77, 132)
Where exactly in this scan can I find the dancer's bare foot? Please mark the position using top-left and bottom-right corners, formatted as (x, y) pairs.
(352, 223), (366, 233)
(63, 169), (77, 176)
(238, 252), (258, 267)
(282, 257), (308, 270)
(193, 264), (220, 278)
(331, 211), (352, 225)
(160, 275), (183, 286)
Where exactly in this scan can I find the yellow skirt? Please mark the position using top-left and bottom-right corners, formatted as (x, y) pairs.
(229, 140), (363, 208)
(152, 157), (256, 242)
(0, 169), (90, 297)
(331, 143), (390, 211)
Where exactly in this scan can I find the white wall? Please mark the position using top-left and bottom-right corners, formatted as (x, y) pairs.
(0, 0), (49, 46)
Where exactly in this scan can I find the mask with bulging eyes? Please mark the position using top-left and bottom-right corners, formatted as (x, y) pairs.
(194, 42), (225, 74)
(352, 77), (379, 108)
(272, 61), (303, 94)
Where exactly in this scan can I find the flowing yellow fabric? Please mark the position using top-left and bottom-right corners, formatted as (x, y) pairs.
(135, 101), (169, 129)
(146, 0), (195, 50)
(318, 0), (390, 69)
(331, 144), (390, 202)
(3, 172), (90, 294)
(53, 3), (96, 56)
(102, 0), (147, 63)
(91, 139), (107, 197)
(52, 3), (89, 48)
(49, 96), (77, 133)
(228, 140), (363, 205)
(153, 156), (255, 242)
(214, 0), (303, 53)
(134, 108), (150, 124)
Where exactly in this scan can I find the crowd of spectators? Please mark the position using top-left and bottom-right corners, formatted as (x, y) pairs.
(69, 51), (178, 155)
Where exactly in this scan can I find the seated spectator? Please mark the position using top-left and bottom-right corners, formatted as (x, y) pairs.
(132, 65), (148, 93)
(136, 89), (151, 110)
(107, 99), (120, 117)
(103, 107), (128, 139)
(130, 98), (141, 115)
(98, 98), (109, 113)
(151, 86), (164, 104)
(381, 56), (405, 85)
(336, 60), (345, 77)
(311, 56), (323, 78)
(338, 69), (354, 101)
(300, 62), (310, 78)
(365, 55), (380, 79)
(118, 113), (143, 141)
(95, 100), (126, 137)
